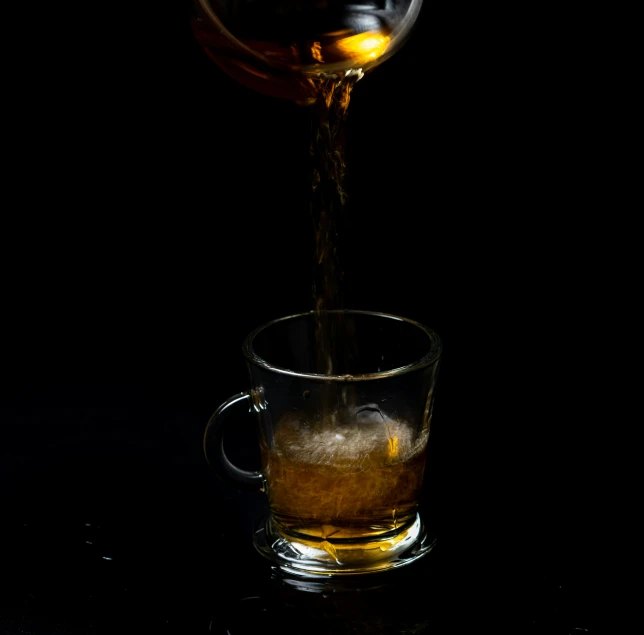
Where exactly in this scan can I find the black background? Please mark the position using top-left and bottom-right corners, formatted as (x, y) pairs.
(2, 1), (598, 633)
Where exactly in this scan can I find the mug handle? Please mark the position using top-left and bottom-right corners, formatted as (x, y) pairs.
(203, 391), (264, 489)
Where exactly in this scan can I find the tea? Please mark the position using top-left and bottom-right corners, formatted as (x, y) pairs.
(261, 407), (428, 541)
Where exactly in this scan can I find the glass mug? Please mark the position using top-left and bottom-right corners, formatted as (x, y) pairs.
(204, 310), (441, 575)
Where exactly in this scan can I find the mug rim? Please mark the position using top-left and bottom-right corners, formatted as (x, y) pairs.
(242, 309), (441, 382)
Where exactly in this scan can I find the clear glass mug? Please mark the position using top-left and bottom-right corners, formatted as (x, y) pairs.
(204, 310), (441, 575)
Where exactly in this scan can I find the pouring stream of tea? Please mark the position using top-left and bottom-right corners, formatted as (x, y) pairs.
(308, 72), (361, 376)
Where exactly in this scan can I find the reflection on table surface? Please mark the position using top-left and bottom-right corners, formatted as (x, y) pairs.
(2, 511), (594, 634)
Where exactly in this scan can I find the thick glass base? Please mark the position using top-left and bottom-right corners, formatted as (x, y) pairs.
(253, 513), (435, 576)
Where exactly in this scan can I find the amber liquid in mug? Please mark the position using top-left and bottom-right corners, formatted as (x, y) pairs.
(260, 409), (428, 542)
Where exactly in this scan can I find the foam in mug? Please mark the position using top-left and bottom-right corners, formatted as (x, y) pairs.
(260, 404), (429, 542)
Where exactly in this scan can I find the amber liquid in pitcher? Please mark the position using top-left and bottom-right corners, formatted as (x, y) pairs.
(191, 0), (420, 104)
